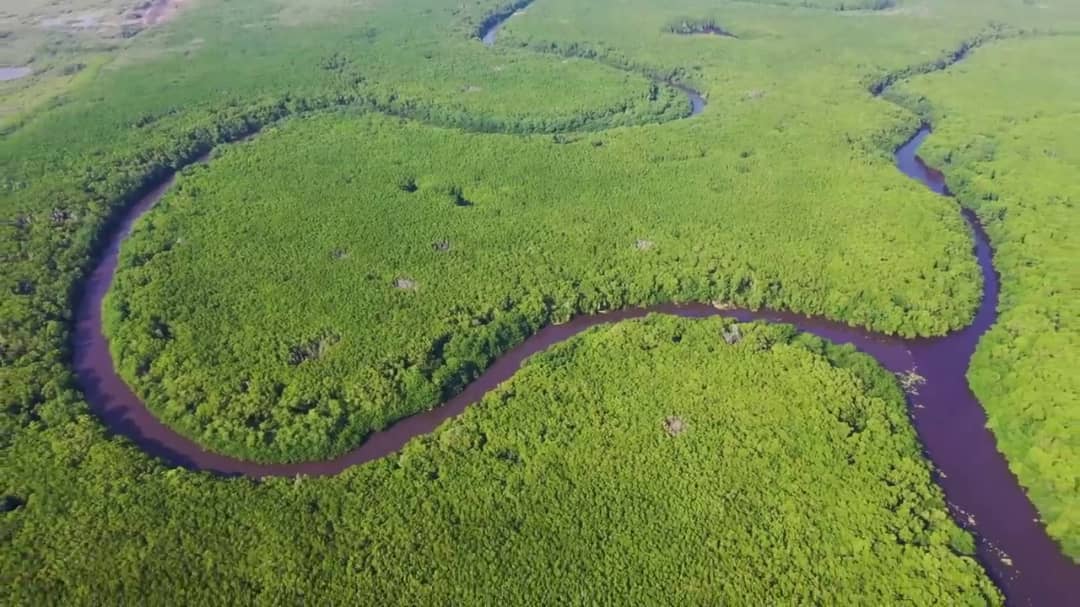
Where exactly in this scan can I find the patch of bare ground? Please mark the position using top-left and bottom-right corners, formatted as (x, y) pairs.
(721, 324), (742, 345)
(40, 14), (101, 30)
(135, 0), (188, 27)
(663, 416), (687, 437)
(33, 1), (192, 39)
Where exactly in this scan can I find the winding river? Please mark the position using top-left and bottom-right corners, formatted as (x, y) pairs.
(480, 4), (708, 117)
(72, 125), (1078, 604)
(69, 13), (1079, 607)
(480, 1), (537, 47)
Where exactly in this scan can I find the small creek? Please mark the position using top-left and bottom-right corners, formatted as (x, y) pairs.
(480, 4), (707, 118)
(481, 11), (520, 46)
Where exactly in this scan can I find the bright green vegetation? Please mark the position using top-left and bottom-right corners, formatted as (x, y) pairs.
(0, 0), (166, 125)
(95, 0), (1080, 465)
(2, 0), (688, 136)
(3, 316), (999, 604)
(891, 35), (1080, 559)
(2, 0), (1080, 599)
(104, 110), (982, 462)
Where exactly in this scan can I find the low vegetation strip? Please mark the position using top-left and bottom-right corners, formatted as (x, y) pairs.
(734, 0), (898, 10)
(868, 23), (1019, 96)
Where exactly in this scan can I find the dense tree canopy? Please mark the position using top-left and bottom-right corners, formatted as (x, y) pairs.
(893, 35), (1080, 559)
(2, 316), (1000, 604)
(104, 111), (982, 462)
(2, 0), (1080, 602)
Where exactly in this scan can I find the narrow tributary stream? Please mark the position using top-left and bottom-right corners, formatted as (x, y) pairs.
(480, 4), (708, 118)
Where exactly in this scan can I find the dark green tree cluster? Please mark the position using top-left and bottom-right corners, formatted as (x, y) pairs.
(665, 17), (736, 37)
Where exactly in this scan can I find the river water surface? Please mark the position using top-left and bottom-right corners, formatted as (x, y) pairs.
(480, 5), (707, 118)
(70, 10), (1079, 602)
(71, 125), (1079, 605)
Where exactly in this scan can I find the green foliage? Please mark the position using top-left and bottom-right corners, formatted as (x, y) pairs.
(1, 316), (999, 604)
(896, 35), (1080, 559)
(736, 0), (898, 10)
(104, 110), (983, 462)
(2, 0), (1080, 600)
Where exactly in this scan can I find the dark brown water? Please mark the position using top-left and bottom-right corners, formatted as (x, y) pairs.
(71, 126), (1078, 602)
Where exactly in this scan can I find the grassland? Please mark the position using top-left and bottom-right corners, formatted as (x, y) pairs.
(0, 0), (183, 125)
(1, 0), (1079, 601)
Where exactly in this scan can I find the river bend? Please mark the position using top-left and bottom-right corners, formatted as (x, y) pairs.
(69, 11), (1079, 603)
(71, 125), (1080, 605)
